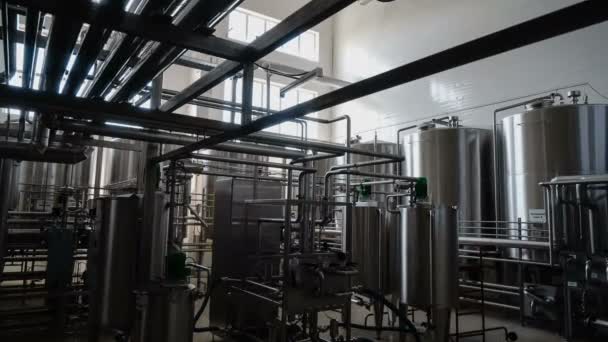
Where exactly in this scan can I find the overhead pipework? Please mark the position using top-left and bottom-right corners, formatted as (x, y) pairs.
(0, 0), (606, 341)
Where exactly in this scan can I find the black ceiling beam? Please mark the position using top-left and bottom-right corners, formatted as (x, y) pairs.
(21, 9), (39, 89)
(159, 0), (356, 113)
(109, 0), (237, 103)
(7, 0), (248, 62)
(84, 0), (169, 98)
(63, 0), (127, 96)
(0, 84), (234, 134)
(2, 4), (19, 81)
(41, 1), (84, 93)
(153, 0), (608, 162)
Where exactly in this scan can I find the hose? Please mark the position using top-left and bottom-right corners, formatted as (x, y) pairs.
(193, 278), (220, 333)
(355, 288), (420, 342)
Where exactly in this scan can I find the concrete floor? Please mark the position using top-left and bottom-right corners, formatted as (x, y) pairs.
(0, 300), (565, 342)
(192, 303), (564, 342)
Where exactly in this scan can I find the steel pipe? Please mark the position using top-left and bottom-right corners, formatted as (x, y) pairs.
(458, 236), (550, 250)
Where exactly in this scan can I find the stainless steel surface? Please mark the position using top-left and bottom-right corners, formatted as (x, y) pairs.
(458, 236), (551, 249)
(145, 284), (195, 342)
(348, 141), (398, 204)
(19, 151), (96, 188)
(397, 205), (458, 308)
(351, 203), (389, 293)
(102, 140), (143, 188)
(432, 206), (459, 309)
(398, 204), (432, 306)
(88, 195), (141, 340)
(401, 127), (494, 226)
(500, 103), (608, 259)
(191, 150), (270, 208)
(210, 178), (282, 328)
(0, 159), (15, 275)
(148, 192), (169, 282)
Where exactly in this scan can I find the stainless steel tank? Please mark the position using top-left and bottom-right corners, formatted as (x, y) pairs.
(143, 283), (195, 342)
(101, 140), (143, 188)
(401, 126), (494, 223)
(343, 141), (399, 295)
(88, 195), (142, 340)
(398, 204), (458, 342)
(16, 148), (96, 210)
(349, 141), (399, 203)
(500, 103), (608, 259)
(351, 202), (389, 292)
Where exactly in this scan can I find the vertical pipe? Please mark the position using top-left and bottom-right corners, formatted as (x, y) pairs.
(230, 75), (239, 124)
(241, 63), (254, 125)
(93, 144), (104, 198)
(0, 159), (15, 281)
(168, 160), (177, 249)
(281, 168), (293, 341)
(265, 69), (272, 117)
(137, 74), (163, 287)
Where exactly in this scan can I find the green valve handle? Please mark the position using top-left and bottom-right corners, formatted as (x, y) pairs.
(415, 177), (428, 200)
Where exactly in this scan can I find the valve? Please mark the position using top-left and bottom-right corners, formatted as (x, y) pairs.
(568, 90), (582, 104)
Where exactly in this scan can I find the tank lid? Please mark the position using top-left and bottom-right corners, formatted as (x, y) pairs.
(525, 98), (554, 111)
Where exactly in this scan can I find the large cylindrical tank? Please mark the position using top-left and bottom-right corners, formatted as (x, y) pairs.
(350, 141), (399, 203)
(398, 204), (458, 308)
(142, 283), (195, 342)
(500, 103), (608, 259)
(16, 149), (96, 210)
(101, 141), (143, 188)
(343, 141), (399, 296)
(401, 126), (494, 223)
(351, 203), (389, 293)
(87, 195), (141, 340)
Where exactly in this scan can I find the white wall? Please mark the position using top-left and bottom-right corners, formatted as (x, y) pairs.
(165, 0), (336, 140)
(331, 0), (608, 142)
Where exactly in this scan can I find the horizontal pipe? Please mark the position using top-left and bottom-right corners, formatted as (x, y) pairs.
(182, 166), (288, 183)
(459, 297), (519, 311)
(8, 211), (52, 216)
(59, 119), (304, 159)
(460, 284), (519, 297)
(0, 142), (87, 163)
(458, 236), (550, 249)
(228, 286), (282, 306)
(459, 254), (553, 267)
(329, 158), (402, 171)
(190, 153), (315, 172)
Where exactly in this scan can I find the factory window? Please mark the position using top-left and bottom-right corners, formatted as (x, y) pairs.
(222, 78), (317, 138)
(228, 8), (320, 62)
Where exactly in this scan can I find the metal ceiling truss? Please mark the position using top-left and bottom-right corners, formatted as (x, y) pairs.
(153, 0), (608, 163)
(0, 0), (605, 164)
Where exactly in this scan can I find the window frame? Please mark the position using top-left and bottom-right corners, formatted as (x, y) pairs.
(227, 7), (320, 62)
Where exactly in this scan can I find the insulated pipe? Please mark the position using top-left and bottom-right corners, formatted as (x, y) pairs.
(0, 142), (88, 163)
